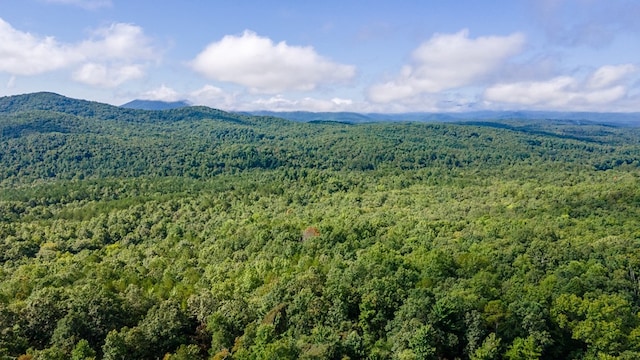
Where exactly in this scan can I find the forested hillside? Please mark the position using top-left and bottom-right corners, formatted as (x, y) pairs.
(1, 93), (640, 359)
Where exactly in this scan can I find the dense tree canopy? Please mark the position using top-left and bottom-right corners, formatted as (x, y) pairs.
(1, 93), (639, 359)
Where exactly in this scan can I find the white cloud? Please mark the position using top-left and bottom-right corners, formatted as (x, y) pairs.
(140, 84), (182, 102)
(190, 30), (356, 93)
(586, 64), (637, 89)
(484, 64), (637, 110)
(190, 84), (225, 99)
(189, 85), (236, 108)
(42, 0), (112, 9)
(367, 29), (525, 103)
(78, 23), (156, 61)
(73, 63), (144, 87)
(0, 18), (82, 75)
(245, 95), (357, 112)
(0, 18), (157, 87)
(331, 98), (353, 106)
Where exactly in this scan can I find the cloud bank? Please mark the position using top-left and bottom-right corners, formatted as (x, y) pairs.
(190, 30), (356, 93)
(0, 18), (81, 75)
(140, 84), (182, 102)
(72, 63), (144, 87)
(0, 18), (156, 87)
(484, 64), (637, 110)
(368, 29), (525, 103)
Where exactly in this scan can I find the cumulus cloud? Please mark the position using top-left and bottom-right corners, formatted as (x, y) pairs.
(367, 29), (525, 103)
(0, 18), (82, 75)
(78, 23), (156, 61)
(189, 85), (237, 108)
(484, 64), (637, 110)
(586, 64), (637, 89)
(0, 18), (156, 87)
(72, 63), (144, 87)
(42, 0), (112, 9)
(190, 30), (356, 93)
(140, 84), (182, 102)
(245, 95), (356, 112)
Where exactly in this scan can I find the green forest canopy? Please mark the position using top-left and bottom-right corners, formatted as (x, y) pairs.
(1, 92), (640, 359)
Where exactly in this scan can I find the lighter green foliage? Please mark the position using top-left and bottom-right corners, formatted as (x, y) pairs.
(2, 97), (640, 359)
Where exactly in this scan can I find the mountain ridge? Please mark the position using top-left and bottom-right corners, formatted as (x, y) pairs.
(247, 110), (640, 125)
(3, 92), (640, 126)
(0, 92), (255, 125)
(121, 99), (191, 111)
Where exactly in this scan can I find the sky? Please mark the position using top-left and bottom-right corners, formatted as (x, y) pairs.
(0, 0), (639, 113)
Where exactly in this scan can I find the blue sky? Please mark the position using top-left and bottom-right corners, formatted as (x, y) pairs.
(0, 0), (639, 112)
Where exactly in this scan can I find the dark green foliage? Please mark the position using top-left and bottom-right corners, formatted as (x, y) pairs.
(1, 93), (640, 359)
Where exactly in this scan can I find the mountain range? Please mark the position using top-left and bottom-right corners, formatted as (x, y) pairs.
(246, 110), (640, 125)
(3, 93), (638, 125)
(121, 99), (191, 110)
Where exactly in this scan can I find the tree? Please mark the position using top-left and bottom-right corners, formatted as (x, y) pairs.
(505, 336), (542, 360)
(71, 339), (96, 360)
(101, 330), (127, 360)
(471, 333), (501, 360)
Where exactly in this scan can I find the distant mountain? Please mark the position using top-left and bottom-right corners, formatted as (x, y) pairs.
(3, 92), (640, 127)
(0, 92), (188, 115)
(430, 110), (640, 125)
(121, 99), (190, 111)
(246, 111), (374, 124)
(0, 92), (255, 125)
(2, 91), (640, 183)
(0, 91), (122, 116)
(247, 110), (640, 126)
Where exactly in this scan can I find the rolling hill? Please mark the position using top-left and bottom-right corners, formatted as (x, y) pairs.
(1, 92), (640, 359)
